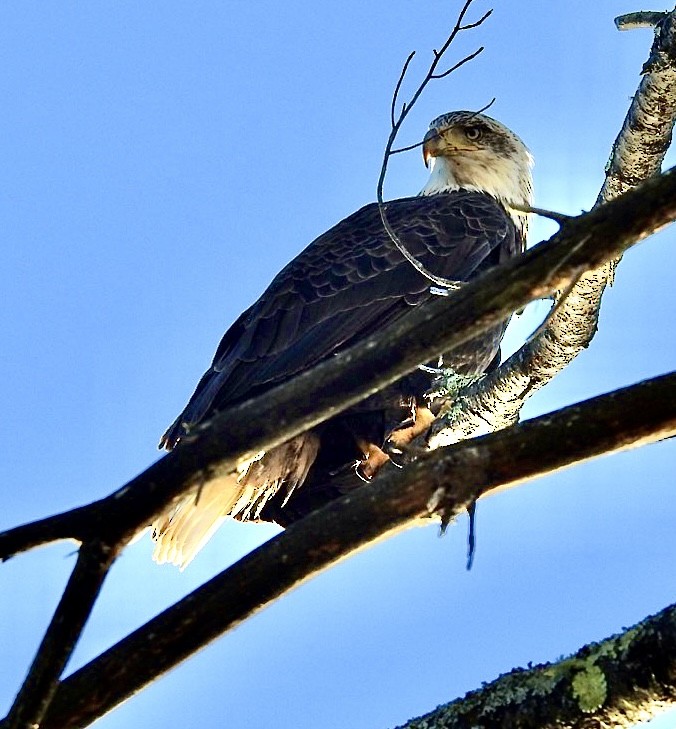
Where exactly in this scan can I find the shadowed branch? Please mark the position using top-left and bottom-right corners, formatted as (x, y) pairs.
(3, 166), (676, 565)
(26, 372), (676, 729)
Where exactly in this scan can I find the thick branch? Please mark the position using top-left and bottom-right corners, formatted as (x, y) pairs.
(30, 372), (676, 729)
(2, 169), (676, 563)
(429, 8), (676, 446)
(396, 601), (676, 728)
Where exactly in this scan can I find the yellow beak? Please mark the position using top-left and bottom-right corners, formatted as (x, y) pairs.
(422, 128), (442, 168)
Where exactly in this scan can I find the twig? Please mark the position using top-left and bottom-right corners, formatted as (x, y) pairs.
(510, 202), (574, 226)
(431, 45), (484, 79)
(391, 51), (415, 129)
(33, 372), (676, 729)
(2, 167), (676, 564)
(377, 0), (492, 288)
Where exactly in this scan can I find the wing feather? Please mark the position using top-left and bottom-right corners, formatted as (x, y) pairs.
(161, 191), (518, 448)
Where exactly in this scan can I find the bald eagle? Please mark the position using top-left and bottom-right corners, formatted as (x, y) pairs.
(152, 111), (533, 568)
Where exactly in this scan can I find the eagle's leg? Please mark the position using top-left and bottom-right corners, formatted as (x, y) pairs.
(355, 438), (391, 481)
(386, 400), (436, 454)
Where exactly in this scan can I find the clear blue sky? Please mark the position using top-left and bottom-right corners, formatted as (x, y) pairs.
(1, 2), (674, 728)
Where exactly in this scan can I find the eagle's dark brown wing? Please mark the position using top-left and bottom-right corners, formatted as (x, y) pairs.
(161, 191), (519, 449)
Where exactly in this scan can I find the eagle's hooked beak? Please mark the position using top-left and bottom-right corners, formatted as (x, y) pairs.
(422, 128), (442, 168)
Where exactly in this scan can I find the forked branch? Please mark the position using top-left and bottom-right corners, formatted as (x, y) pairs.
(377, 0), (492, 289)
(29, 372), (676, 729)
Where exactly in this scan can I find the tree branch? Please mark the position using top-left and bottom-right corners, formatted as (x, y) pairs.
(615, 11), (668, 32)
(429, 8), (676, 447)
(21, 371), (675, 729)
(377, 0), (490, 289)
(2, 167), (676, 565)
(2, 163), (675, 729)
(396, 601), (676, 728)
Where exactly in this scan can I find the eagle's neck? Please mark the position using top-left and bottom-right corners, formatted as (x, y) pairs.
(420, 156), (532, 244)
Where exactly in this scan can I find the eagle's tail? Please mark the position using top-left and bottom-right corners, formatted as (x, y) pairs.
(150, 433), (320, 569)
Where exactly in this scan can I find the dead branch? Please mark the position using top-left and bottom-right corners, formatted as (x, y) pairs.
(2, 166), (675, 728)
(376, 0), (491, 289)
(396, 601), (676, 728)
(3, 167), (676, 565)
(429, 7), (676, 447)
(24, 371), (676, 729)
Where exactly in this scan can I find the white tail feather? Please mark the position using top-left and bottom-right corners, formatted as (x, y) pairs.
(150, 433), (319, 569)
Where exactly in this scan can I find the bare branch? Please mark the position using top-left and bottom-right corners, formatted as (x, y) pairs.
(459, 8), (492, 31)
(430, 45), (484, 79)
(377, 0), (493, 288)
(3, 168), (676, 566)
(391, 51), (415, 129)
(0, 506), (99, 563)
(601, 10), (676, 202)
(27, 372), (676, 729)
(511, 202), (574, 225)
(3, 541), (117, 729)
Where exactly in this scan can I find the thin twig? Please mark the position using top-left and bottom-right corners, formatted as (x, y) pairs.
(377, 0), (493, 288)
(431, 45), (484, 79)
(391, 51), (415, 129)
(459, 8), (493, 31)
(510, 202), (574, 226)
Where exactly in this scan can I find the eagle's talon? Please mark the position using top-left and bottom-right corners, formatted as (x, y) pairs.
(386, 405), (436, 451)
(355, 462), (372, 482)
(390, 416), (416, 433)
(355, 440), (391, 480)
(385, 440), (419, 468)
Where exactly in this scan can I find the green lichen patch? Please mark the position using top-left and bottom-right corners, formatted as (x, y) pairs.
(571, 663), (608, 713)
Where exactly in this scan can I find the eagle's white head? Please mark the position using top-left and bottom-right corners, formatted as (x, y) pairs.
(420, 110), (533, 242)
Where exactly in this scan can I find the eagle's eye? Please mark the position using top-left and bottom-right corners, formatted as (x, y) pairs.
(464, 126), (482, 141)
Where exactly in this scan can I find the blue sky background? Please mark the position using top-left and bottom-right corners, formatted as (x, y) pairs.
(1, 2), (675, 728)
